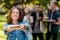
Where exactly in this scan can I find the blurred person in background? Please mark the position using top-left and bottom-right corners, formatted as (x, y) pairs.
(13, 1), (23, 9)
(41, 9), (49, 32)
(46, 2), (60, 40)
(23, 7), (30, 23)
(31, 4), (44, 40)
(58, 8), (60, 31)
(23, 7), (33, 40)
(13, 1), (24, 16)
(23, 7), (33, 24)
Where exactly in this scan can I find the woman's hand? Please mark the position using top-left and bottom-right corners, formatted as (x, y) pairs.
(23, 26), (28, 30)
(17, 25), (28, 30)
(5, 25), (21, 32)
(5, 26), (17, 32)
(5, 25), (28, 32)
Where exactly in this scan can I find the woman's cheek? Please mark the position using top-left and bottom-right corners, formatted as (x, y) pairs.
(11, 15), (18, 20)
(17, 14), (19, 18)
(14, 14), (19, 20)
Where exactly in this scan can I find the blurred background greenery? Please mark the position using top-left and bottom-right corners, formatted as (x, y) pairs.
(0, 0), (60, 40)
(0, 0), (60, 14)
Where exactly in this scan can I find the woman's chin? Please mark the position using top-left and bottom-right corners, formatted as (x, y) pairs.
(12, 18), (18, 21)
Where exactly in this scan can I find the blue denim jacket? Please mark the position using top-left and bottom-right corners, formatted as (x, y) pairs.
(3, 22), (30, 40)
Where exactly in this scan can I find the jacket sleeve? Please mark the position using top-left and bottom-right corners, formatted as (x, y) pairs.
(22, 22), (31, 33)
(2, 24), (9, 35)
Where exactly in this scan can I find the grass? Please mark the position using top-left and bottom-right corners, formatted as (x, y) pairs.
(0, 22), (7, 40)
(0, 15), (6, 22)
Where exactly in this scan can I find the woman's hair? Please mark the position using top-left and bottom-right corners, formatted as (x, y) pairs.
(7, 7), (24, 24)
(24, 7), (29, 16)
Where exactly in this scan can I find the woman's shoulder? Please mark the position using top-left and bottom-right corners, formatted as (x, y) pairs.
(3, 22), (15, 27)
(4, 23), (9, 26)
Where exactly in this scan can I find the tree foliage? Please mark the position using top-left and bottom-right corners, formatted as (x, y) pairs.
(0, 0), (59, 9)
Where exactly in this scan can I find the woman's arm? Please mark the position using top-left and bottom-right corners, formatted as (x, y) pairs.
(16, 25), (28, 30)
(5, 27), (17, 32)
(18, 22), (31, 33)
(3, 24), (17, 32)
(23, 26), (28, 30)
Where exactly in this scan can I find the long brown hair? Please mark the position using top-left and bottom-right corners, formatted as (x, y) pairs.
(7, 7), (24, 24)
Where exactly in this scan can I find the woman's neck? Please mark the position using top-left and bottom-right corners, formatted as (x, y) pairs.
(12, 20), (18, 25)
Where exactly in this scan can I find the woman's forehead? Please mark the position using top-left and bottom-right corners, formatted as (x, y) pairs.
(12, 8), (19, 12)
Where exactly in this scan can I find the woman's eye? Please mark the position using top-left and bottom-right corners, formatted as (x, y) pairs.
(17, 12), (19, 14)
(12, 12), (15, 14)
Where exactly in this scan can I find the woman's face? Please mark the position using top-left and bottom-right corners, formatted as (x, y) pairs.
(24, 8), (29, 14)
(11, 8), (19, 20)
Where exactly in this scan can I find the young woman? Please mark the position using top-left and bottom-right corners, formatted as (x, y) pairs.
(3, 7), (30, 40)
(23, 7), (32, 40)
(23, 7), (30, 23)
